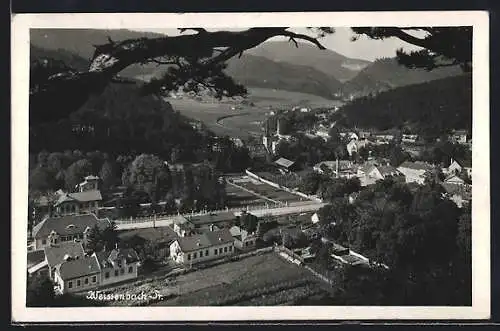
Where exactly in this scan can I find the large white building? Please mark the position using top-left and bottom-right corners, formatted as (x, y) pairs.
(170, 228), (235, 265)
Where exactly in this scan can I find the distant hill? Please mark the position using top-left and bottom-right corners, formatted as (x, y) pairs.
(30, 44), (89, 71)
(333, 74), (472, 137)
(247, 40), (371, 82)
(341, 57), (464, 98)
(225, 54), (343, 100)
(30, 28), (165, 78)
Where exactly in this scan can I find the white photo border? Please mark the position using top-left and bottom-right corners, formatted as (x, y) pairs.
(11, 11), (490, 322)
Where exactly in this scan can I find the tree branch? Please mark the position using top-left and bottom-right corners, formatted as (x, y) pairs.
(31, 27), (330, 123)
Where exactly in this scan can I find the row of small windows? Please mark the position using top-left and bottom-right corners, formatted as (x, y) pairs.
(186, 245), (232, 261)
(68, 275), (97, 288)
(104, 266), (134, 278)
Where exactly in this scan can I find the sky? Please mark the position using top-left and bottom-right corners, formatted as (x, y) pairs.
(132, 27), (425, 62)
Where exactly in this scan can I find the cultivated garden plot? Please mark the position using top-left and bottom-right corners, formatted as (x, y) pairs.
(94, 252), (329, 306)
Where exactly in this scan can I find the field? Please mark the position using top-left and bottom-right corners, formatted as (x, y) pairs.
(153, 252), (329, 306)
(227, 175), (312, 206)
(93, 252), (330, 306)
(167, 87), (342, 139)
(225, 183), (270, 209)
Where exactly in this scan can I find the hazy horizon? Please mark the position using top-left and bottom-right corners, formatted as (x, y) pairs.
(131, 27), (425, 62)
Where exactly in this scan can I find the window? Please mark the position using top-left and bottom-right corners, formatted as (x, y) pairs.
(214, 249), (218, 255)
(92, 276), (97, 283)
(193, 252), (197, 259)
(77, 280), (81, 287)
(245, 241), (249, 247)
(224, 247), (228, 253)
(42, 239), (46, 245)
(84, 278), (89, 285)
(199, 251), (203, 258)
(68, 281), (73, 289)
(187, 254), (191, 261)
(120, 268), (125, 275)
(128, 266), (133, 273)
(205, 249), (209, 256)
(114, 270), (119, 277)
(105, 272), (110, 279)
(229, 246), (232, 251)
(219, 248), (223, 254)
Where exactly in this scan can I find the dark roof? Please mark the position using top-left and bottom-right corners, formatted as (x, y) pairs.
(444, 174), (465, 183)
(176, 229), (233, 253)
(33, 214), (110, 239)
(57, 255), (101, 280)
(55, 190), (102, 205)
(274, 157), (295, 169)
(376, 165), (402, 177)
(398, 161), (434, 172)
(27, 250), (46, 268)
(118, 226), (177, 243)
(44, 241), (85, 268)
(95, 248), (139, 268)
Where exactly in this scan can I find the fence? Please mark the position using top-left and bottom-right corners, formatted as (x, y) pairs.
(273, 245), (335, 286)
(114, 203), (282, 226)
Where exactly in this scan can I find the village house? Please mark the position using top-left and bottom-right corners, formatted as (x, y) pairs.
(373, 133), (395, 143)
(314, 128), (330, 142)
(44, 241), (86, 280)
(340, 131), (359, 141)
(53, 254), (101, 294)
(47, 242), (140, 294)
(274, 157), (298, 173)
(53, 175), (102, 216)
(450, 130), (469, 144)
(94, 247), (140, 287)
(346, 139), (371, 157)
(32, 213), (111, 251)
(169, 228), (235, 265)
(397, 161), (434, 185)
(402, 134), (419, 144)
(118, 226), (178, 261)
(313, 160), (355, 178)
(444, 174), (466, 186)
(366, 165), (405, 181)
(170, 215), (196, 237)
(446, 158), (472, 178)
(229, 225), (257, 250)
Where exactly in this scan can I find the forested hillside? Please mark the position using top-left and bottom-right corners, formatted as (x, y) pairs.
(247, 40), (370, 81)
(333, 74), (472, 138)
(225, 54), (343, 100)
(341, 57), (464, 97)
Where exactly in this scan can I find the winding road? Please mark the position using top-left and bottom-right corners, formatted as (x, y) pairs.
(215, 112), (263, 138)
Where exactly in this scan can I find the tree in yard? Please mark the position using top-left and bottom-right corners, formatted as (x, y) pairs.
(26, 274), (56, 307)
(85, 222), (119, 254)
(238, 212), (259, 233)
(99, 159), (117, 190)
(64, 159), (93, 191)
(126, 154), (171, 203)
(29, 166), (55, 192)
